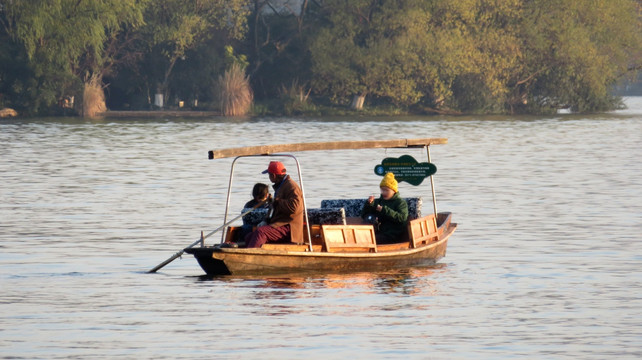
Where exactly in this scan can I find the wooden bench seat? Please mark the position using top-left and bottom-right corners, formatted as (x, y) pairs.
(408, 214), (438, 248)
(321, 224), (377, 253)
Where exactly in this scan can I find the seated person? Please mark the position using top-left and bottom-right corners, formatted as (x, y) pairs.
(361, 172), (408, 244)
(238, 183), (272, 241)
(245, 161), (304, 248)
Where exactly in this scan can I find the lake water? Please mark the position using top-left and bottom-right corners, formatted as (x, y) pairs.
(1, 99), (641, 359)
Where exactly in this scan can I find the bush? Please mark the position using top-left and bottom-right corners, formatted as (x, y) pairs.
(279, 80), (315, 115)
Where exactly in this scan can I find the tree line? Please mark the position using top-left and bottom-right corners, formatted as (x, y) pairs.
(1, 0), (641, 117)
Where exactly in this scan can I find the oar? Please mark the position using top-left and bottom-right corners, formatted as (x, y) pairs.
(147, 200), (267, 273)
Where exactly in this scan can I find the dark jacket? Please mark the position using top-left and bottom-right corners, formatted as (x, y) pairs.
(242, 199), (270, 226)
(269, 175), (304, 243)
(361, 192), (409, 240)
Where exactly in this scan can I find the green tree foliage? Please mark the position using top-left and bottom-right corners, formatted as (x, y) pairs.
(140, 0), (249, 105)
(2, 0), (641, 115)
(309, 0), (433, 108)
(427, 0), (524, 112)
(516, 0), (642, 112)
(309, 0), (642, 113)
(1, 0), (145, 114)
(0, 32), (37, 111)
(246, 0), (317, 100)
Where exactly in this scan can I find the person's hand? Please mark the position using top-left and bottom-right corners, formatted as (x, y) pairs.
(368, 195), (375, 204)
(376, 205), (383, 212)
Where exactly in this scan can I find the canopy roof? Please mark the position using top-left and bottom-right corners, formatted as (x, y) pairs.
(208, 138), (448, 159)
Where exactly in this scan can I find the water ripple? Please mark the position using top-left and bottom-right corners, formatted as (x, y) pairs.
(1, 106), (641, 358)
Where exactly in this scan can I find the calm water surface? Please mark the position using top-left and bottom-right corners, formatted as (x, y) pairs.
(1, 99), (641, 359)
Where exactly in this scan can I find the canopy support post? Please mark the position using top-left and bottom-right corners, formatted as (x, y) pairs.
(290, 156), (313, 252)
(426, 146), (438, 227)
(220, 157), (240, 244)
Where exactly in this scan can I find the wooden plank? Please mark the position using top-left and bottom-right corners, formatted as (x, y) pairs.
(436, 212), (453, 237)
(260, 243), (322, 252)
(409, 214), (439, 248)
(325, 247), (376, 253)
(321, 225), (377, 253)
(208, 138), (448, 159)
(304, 225), (324, 246)
(377, 242), (411, 251)
(224, 226), (241, 243)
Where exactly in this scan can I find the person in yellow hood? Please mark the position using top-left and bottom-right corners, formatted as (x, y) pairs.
(360, 172), (409, 244)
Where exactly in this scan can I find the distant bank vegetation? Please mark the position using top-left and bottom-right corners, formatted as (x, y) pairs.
(1, 0), (641, 117)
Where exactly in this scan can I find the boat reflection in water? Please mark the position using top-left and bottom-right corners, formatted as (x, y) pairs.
(199, 264), (446, 312)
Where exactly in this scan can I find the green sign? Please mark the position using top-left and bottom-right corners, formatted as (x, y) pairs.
(373, 155), (436, 186)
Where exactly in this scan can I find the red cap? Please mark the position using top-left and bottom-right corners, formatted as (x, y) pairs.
(262, 161), (286, 175)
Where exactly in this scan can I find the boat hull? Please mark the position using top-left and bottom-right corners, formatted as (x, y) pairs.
(185, 222), (456, 276)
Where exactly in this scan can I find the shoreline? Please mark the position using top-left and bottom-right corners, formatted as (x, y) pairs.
(97, 110), (221, 118)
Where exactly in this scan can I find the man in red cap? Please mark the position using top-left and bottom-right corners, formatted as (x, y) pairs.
(245, 161), (304, 248)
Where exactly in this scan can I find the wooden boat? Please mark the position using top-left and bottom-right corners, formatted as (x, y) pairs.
(184, 138), (456, 276)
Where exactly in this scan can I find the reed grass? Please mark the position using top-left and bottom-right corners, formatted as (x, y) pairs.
(279, 79), (313, 115)
(82, 76), (106, 117)
(280, 79), (310, 104)
(217, 64), (253, 116)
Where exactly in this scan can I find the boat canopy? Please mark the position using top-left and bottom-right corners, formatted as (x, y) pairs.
(208, 138), (448, 160)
